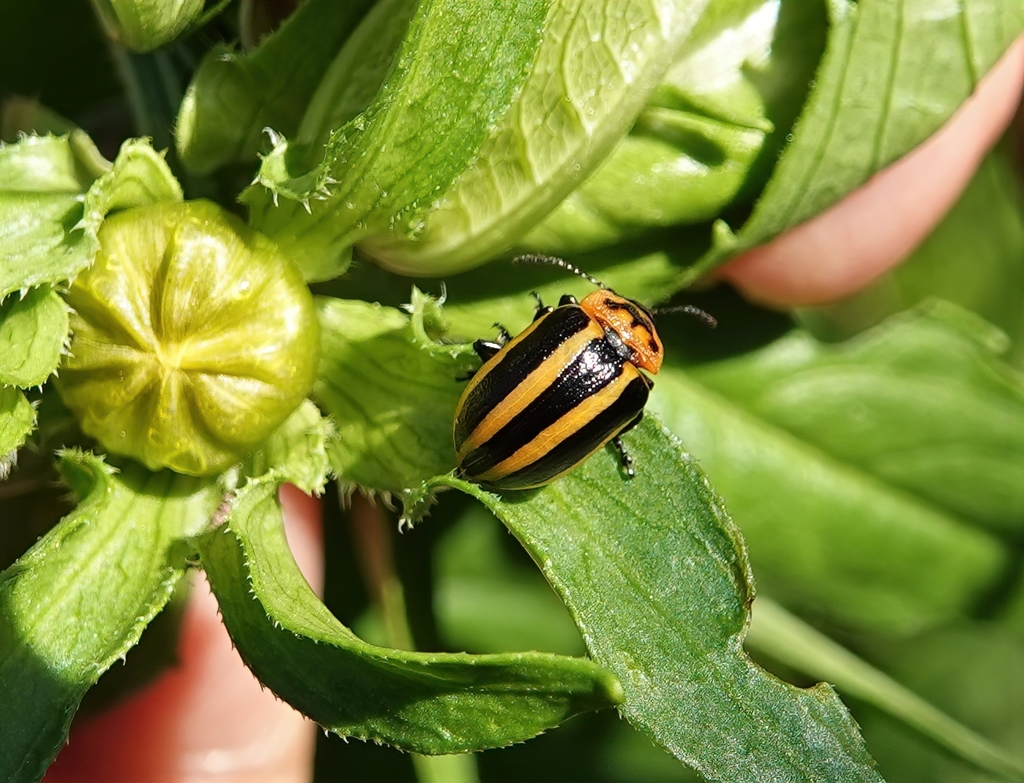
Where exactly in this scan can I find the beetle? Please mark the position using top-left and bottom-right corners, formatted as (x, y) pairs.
(453, 255), (714, 490)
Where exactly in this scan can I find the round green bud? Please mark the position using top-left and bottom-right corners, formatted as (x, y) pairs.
(90, 0), (205, 52)
(59, 200), (319, 476)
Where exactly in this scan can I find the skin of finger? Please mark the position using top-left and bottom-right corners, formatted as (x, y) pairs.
(43, 485), (324, 783)
(719, 34), (1024, 308)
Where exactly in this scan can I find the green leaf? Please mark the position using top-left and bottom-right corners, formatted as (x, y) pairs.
(0, 387), (34, 478)
(359, 0), (715, 275)
(748, 597), (1024, 781)
(176, 0), (377, 174)
(438, 418), (881, 783)
(0, 287), (69, 388)
(248, 0), (711, 279)
(314, 291), (475, 504)
(242, 399), (333, 495)
(856, 618), (1024, 782)
(0, 133), (104, 300)
(799, 149), (1024, 367)
(692, 301), (1024, 533)
(680, 0), (1024, 283)
(246, 0), (549, 280)
(0, 451), (220, 782)
(522, 0), (826, 255)
(651, 361), (1008, 635)
(434, 503), (586, 657)
(292, 0), (419, 151)
(0, 134), (181, 299)
(80, 136), (182, 220)
(196, 477), (623, 754)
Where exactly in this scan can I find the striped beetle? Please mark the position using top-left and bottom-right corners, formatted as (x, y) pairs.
(453, 255), (714, 490)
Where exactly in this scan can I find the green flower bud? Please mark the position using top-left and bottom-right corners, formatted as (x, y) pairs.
(59, 200), (319, 476)
(90, 0), (206, 52)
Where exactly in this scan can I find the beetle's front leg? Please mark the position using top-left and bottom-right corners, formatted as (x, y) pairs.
(530, 291), (554, 321)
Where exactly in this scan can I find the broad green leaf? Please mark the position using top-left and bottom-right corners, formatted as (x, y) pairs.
(0, 451), (220, 782)
(679, 0), (1024, 283)
(0, 287), (68, 388)
(693, 302), (1024, 533)
(651, 363), (1008, 635)
(800, 149), (1024, 368)
(0, 387), (34, 478)
(522, 0), (826, 255)
(359, 0), (713, 276)
(0, 134), (181, 299)
(314, 291), (475, 505)
(176, 0), (376, 174)
(438, 418), (881, 783)
(328, 245), (706, 343)
(748, 598), (1024, 781)
(293, 0), (418, 150)
(434, 503), (586, 657)
(196, 477), (623, 754)
(242, 399), (334, 495)
(248, 0), (711, 279)
(246, 0), (550, 280)
(315, 286), (1007, 635)
(856, 619), (1024, 782)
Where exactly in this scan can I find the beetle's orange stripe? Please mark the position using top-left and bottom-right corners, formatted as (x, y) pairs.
(476, 365), (638, 481)
(456, 321), (603, 459)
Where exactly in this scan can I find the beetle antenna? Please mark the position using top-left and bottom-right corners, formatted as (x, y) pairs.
(651, 304), (717, 328)
(512, 254), (605, 289)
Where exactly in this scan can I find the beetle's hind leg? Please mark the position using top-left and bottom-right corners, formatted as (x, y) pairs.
(611, 436), (635, 478)
(610, 411), (644, 477)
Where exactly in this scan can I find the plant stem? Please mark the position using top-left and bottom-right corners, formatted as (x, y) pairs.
(347, 494), (480, 783)
(747, 596), (1024, 781)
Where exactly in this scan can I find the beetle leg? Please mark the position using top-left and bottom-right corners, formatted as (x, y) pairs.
(558, 294), (578, 307)
(530, 292), (554, 321)
(492, 323), (513, 344)
(611, 436), (635, 478)
(474, 339), (504, 362)
(462, 327), (510, 379)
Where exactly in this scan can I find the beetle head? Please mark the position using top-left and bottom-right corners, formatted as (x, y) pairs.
(580, 291), (663, 373)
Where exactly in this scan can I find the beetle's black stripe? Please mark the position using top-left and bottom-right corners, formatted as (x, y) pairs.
(487, 376), (650, 489)
(455, 306), (593, 445)
(460, 336), (629, 476)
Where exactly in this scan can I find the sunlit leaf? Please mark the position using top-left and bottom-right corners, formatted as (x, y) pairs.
(681, 0), (1024, 282)
(0, 451), (220, 782)
(196, 477), (623, 753)
(0, 288), (68, 388)
(0, 134), (181, 299)
(176, 0), (376, 174)
(438, 419), (882, 782)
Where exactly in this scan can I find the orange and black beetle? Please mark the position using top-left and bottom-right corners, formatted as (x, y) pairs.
(453, 255), (713, 490)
